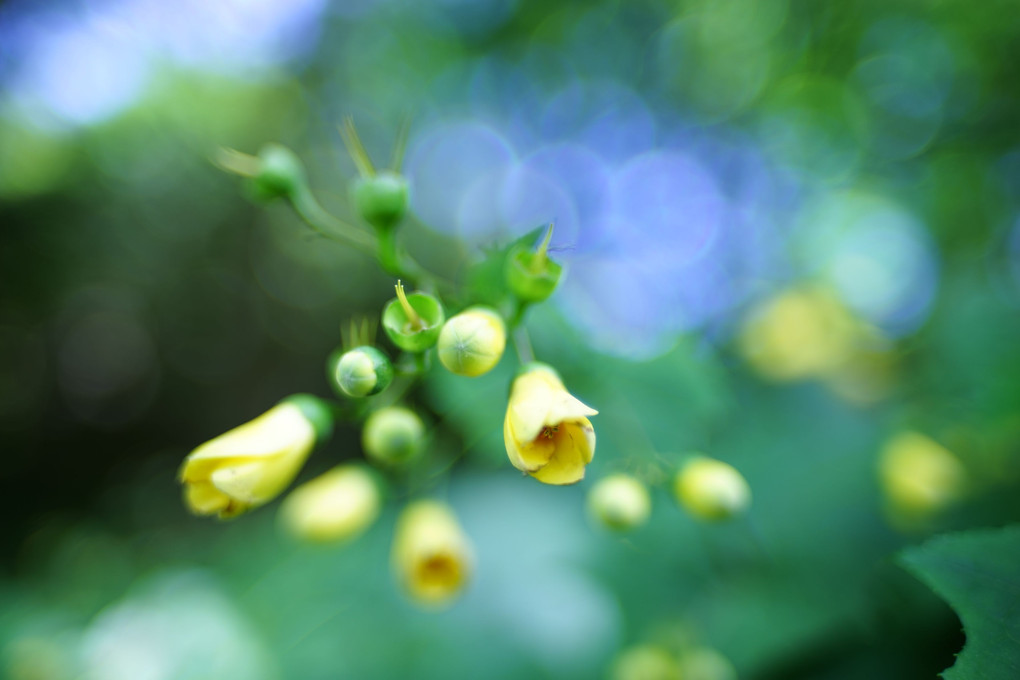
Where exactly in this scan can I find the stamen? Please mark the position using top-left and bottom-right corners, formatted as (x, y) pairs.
(395, 280), (426, 331)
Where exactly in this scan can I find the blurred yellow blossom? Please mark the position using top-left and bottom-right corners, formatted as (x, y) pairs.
(279, 464), (381, 543)
(392, 500), (473, 607)
(879, 431), (966, 521)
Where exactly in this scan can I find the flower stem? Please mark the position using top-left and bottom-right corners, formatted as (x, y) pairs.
(513, 326), (535, 364)
(289, 185), (377, 255)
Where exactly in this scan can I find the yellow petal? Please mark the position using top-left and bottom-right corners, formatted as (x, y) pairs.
(183, 481), (231, 515)
(528, 420), (594, 486)
(182, 404), (315, 479)
(507, 368), (597, 444)
(503, 410), (554, 472)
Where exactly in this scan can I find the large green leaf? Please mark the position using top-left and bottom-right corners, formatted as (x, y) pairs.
(900, 525), (1020, 680)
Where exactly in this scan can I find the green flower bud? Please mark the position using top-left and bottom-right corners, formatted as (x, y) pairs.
(362, 406), (425, 465)
(352, 171), (409, 231)
(673, 456), (751, 521)
(588, 474), (651, 531)
(505, 224), (563, 303)
(437, 306), (507, 377)
(677, 648), (737, 680)
(328, 346), (393, 398)
(382, 281), (445, 352)
(251, 143), (306, 202)
(611, 645), (681, 680)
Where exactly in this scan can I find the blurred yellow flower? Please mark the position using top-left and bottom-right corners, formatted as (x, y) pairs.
(392, 500), (472, 607)
(279, 465), (381, 543)
(503, 363), (597, 485)
(179, 395), (331, 519)
(674, 456), (751, 521)
(879, 431), (966, 521)
(739, 286), (873, 382)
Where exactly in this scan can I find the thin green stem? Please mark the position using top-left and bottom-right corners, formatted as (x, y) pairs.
(340, 116), (375, 178)
(289, 186), (377, 255)
(507, 299), (530, 329)
(391, 116), (411, 172)
(513, 326), (535, 364)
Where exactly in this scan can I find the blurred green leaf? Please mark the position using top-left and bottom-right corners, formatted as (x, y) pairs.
(900, 525), (1020, 680)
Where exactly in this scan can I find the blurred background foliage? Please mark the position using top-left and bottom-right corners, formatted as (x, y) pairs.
(2, 0), (1020, 678)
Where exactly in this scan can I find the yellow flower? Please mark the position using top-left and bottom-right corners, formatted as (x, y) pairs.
(739, 286), (871, 382)
(879, 431), (966, 520)
(674, 456), (751, 521)
(278, 465), (381, 543)
(503, 363), (597, 485)
(392, 500), (473, 607)
(179, 395), (332, 519)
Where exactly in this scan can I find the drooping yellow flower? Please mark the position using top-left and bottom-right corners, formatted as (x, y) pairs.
(879, 431), (966, 521)
(392, 500), (473, 607)
(503, 363), (597, 485)
(278, 464), (381, 543)
(179, 395), (332, 519)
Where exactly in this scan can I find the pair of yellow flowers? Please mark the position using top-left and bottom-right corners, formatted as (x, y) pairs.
(180, 362), (596, 518)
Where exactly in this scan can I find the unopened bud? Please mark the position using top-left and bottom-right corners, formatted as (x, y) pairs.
(352, 171), (409, 231)
(362, 406), (425, 465)
(437, 306), (506, 377)
(611, 645), (680, 680)
(328, 346), (393, 398)
(588, 474), (651, 531)
(673, 456), (751, 521)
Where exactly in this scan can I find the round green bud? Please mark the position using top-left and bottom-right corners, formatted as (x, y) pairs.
(328, 346), (393, 398)
(362, 406), (425, 465)
(250, 144), (305, 202)
(673, 456), (751, 521)
(588, 474), (651, 531)
(677, 648), (737, 680)
(611, 644), (681, 680)
(505, 245), (563, 303)
(437, 306), (506, 377)
(382, 283), (445, 352)
(351, 171), (409, 231)
(279, 393), (334, 445)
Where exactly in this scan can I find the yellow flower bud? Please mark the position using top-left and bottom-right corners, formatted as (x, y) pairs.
(611, 644), (681, 680)
(179, 395), (332, 519)
(739, 286), (868, 381)
(362, 406), (426, 466)
(588, 474), (651, 531)
(392, 500), (473, 607)
(879, 431), (966, 520)
(674, 457), (751, 521)
(437, 306), (506, 377)
(503, 363), (597, 485)
(677, 648), (737, 680)
(278, 465), (381, 543)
